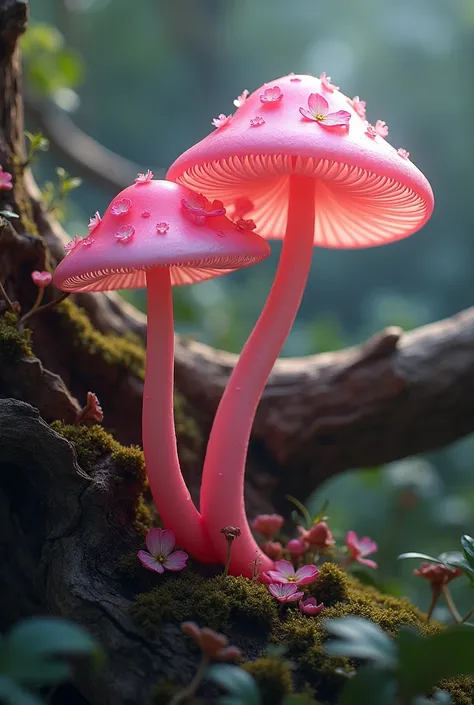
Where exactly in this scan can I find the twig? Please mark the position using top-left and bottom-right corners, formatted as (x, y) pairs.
(442, 586), (462, 623)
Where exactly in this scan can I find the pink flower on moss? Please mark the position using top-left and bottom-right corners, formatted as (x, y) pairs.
(298, 522), (335, 549)
(345, 530), (378, 569)
(266, 559), (319, 586)
(251, 513), (284, 539)
(398, 148), (410, 159)
(233, 89), (249, 108)
(299, 597), (324, 616)
(365, 123), (378, 139)
(261, 541), (283, 561)
(88, 211), (101, 232)
(250, 116), (265, 127)
(111, 198), (132, 216)
(320, 72), (338, 92)
(135, 170), (154, 184)
(138, 528), (188, 574)
(288, 538), (307, 558)
(64, 235), (81, 254)
(348, 96), (366, 120)
(0, 166), (13, 191)
(375, 120), (389, 138)
(235, 218), (257, 232)
(31, 270), (52, 288)
(212, 114), (232, 129)
(300, 93), (350, 128)
(260, 86), (283, 103)
(268, 583), (304, 603)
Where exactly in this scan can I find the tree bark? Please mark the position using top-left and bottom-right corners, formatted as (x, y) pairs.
(2, 3), (474, 704)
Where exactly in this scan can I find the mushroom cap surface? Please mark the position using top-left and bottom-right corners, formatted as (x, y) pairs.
(53, 180), (270, 293)
(167, 73), (434, 248)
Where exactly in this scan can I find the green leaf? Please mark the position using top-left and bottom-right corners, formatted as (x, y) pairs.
(398, 552), (446, 564)
(0, 211), (19, 219)
(397, 625), (474, 698)
(285, 495), (312, 529)
(338, 666), (397, 705)
(0, 676), (44, 705)
(312, 499), (330, 524)
(462, 535), (474, 570)
(323, 618), (397, 668)
(206, 665), (261, 705)
(1, 617), (99, 686)
(414, 689), (452, 705)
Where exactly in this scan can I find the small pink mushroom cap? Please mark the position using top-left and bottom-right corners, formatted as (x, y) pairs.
(53, 180), (270, 293)
(167, 73), (434, 248)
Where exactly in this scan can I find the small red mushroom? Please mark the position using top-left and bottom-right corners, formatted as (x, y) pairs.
(167, 73), (434, 578)
(53, 179), (269, 563)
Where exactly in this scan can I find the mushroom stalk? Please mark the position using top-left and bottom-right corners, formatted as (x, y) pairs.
(143, 267), (216, 563)
(201, 175), (316, 576)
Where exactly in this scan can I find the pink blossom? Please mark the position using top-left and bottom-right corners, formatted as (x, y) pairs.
(75, 391), (103, 425)
(64, 235), (81, 254)
(288, 538), (307, 558)
(260, 86), (283, 103)
(135, 170), (154, 184)
(348, 96), (367, 120)
(250, 116), (265, 127)
(233, 89), (249, 108)
(88, 212), (101, 232)
(398, 148), (410, 159)
(250, 513), (284, 539)
(212, 114), (232, 129)
(345, 530), (378, 569)
(299, 93), (350, 128)
(320, 72), (338, 92)
(138, 528), (188, 574)
(235, 218), (257, 232)
(82, 235), (95, 247)
(156, 222), (169, 234)
(114, 224), (135, 243)
(298, 522), (335, 549)
(261, 541), (283, 561)
(31, 270), (52, 288)
(268, 583), (304, 603)
(141, 210), (151, 218)
(266, 559), (319, 586)
(111, 198), (132, 216)
(181, 193), (226, 226)
(299, 597), (324, 616)
(414, 562), (462, 589)
(375, 120), (389, 138)
(365, 123), (378, 139)
(0, 166), (13, 191)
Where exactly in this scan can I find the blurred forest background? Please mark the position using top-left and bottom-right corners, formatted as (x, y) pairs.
(24, 0), (474, 615)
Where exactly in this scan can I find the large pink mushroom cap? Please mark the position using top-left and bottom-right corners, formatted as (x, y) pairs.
(53, 179), (270, 292)
(167, 73), (434, 247)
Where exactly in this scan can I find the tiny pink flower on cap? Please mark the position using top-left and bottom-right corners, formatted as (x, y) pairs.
(250, 116), (265, 127)
(288, 538), (307, 558)
(250, 513), (284, 539)
(261, 541), (283, 561)
(141, 210), (151, 218)
(212, 114), (232, 129)
(111, 198), (132, 216)
(299, 93), (350, 128)
(181, 193), (226, 226)
(115, 224), (135, 243)
(365, 123), (378, 139)
(156, 222), (169, 235)
(375, 120), (389, 138)
(31, 270), (52, 288)
(235, 218), (257, 232)
(64, 235), (81, 254)
(398, 148), (410, 159)
(345, 530), (378, 569)
(0, 166), (13, 191)
(233, 89), (249, 108)
(319, 72), (338, 92)
(348, 96), (367, 120)
(88, 212), (101, 232)
(138, 527), (188, 574)
(260, 86), (283, 103)
(82, 235), (95, 247)
(135, 170), (154, 184)
(268, 583), (304, 603)
(266, 559), (319, 586)
(299, 597), (324, 616)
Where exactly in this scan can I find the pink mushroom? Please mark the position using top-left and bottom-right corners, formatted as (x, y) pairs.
(167, 73), (434, 578)
(52, 179), (270, 563)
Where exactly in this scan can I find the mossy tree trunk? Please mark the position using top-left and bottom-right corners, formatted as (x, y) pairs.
(2, 3), (474, 704)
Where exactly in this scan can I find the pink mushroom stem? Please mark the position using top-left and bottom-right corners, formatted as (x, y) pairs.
(201, 174), (316, 576)
(143, 267), (216, 563)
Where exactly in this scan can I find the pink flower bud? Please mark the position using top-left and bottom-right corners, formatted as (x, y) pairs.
(261, 541), (283, 560)
(287, 538), (307, 557)
(31, 270), (52, 288)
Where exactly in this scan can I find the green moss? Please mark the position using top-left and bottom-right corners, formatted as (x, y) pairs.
(0, 312), (33, 362)
(307, 563), (349, 606)
(439, 676), (474, 705)
(242, 657), (293, 705)
(132, 573), (278, 636)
